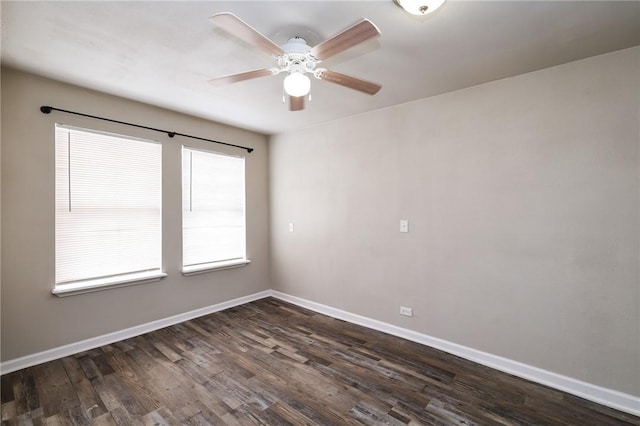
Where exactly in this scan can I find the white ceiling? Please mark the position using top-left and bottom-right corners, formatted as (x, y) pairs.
(2, 1), (639, 135)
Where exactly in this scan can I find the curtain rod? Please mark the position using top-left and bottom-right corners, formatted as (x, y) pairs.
(40, 106), (254, 153)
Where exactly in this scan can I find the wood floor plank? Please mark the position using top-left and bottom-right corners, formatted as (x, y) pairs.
(2, 297), (639, 425)
(31, 361), (78, 418)
(87, 411), (118, 426)
(1, 401), (17, 422)
(71, 378), (108, 419)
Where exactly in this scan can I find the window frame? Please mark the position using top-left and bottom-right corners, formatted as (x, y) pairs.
(52, 124), (166, 297)
(181, 145), (250, 275)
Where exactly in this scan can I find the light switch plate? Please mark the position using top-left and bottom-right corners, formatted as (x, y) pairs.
(400, 220), (409, 233)
(288, 222), (295, 232)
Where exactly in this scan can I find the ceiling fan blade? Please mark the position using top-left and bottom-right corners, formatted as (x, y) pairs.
(319, 70), (382, 95)
(310, 18), (380, 60)
(210, 12), (284, 57)
(289, 96), (305, 111)
(208, 69), (274, 86)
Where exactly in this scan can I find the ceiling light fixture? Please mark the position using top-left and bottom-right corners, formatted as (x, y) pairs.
(393, 0), (446, 16)
(283, 72), (311, 97)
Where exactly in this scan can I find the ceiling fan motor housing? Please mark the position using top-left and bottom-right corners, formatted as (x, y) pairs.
(276, 37), (320, 76)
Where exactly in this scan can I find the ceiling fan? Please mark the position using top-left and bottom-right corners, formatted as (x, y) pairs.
(208, 13), (382, 111)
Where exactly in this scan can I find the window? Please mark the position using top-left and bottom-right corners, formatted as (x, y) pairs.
(54, 125), (164, 295)
(182, 147), (248, 274)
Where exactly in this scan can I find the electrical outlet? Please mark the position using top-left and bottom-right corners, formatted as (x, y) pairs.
(400, 306), (413, 317)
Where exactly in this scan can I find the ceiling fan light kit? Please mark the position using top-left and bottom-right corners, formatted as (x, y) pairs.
(283, 72), (311, 97)
(277, 37), (317, 97)
(393, 0), (446, 16)
(209, 13), (382, 111)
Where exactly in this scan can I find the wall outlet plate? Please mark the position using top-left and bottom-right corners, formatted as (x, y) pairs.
(400, 306), (413, 317)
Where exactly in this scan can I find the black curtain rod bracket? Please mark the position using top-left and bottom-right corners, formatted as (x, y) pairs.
(40, 105), (253, 153)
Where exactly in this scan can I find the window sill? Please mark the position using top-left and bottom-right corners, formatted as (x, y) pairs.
(182, 259), (251, 276)
(52, 271), (167, 297)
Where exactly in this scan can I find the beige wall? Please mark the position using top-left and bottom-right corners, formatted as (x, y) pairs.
(270, 47), (640, 396)
(1, 68), (270, 361)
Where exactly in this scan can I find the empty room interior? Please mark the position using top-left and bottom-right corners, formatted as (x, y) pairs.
(1, 1), (639, 424)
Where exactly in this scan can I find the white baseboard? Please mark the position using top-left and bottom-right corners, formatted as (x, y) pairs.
(2, 289), (638, 416)
(0, 290), (272, 375)
(270, 291), (640, 417)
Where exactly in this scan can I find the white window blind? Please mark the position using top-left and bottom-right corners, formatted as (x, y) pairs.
(182, 147), (246, 272)
(55, 125), (163, 290)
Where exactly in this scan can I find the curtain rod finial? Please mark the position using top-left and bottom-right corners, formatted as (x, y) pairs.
(40, 106), (53, 114)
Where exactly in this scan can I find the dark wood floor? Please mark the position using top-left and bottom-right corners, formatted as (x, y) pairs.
(2, 298), (639, 425)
